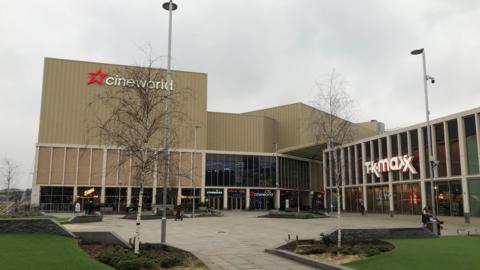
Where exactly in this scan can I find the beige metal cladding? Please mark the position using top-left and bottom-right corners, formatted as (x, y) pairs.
(206, 112), (278, 152)
(243, 103), (303, 150)
(36, 146), (203, 187)
(38, 58), (208, 149)
(244, 103), (379, 151)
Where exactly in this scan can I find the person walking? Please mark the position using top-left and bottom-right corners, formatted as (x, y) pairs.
(360, 203), (365, 216)
(175, 205), (183, 221)
(421, 207), (430, 228)
(74, 201), (81, 216)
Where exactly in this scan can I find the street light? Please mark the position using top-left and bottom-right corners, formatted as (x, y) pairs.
(161, 0), (177, 244)
(192, 125), (201, 218)
(410, 48), (438, 235)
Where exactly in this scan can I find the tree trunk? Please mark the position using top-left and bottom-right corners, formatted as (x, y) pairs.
(337, 185), (341, 248)
(333, 149), (342, 248)
(134, 147), (148, 254)
(6, 179), (10, 215)
(134, 185), (144, 254)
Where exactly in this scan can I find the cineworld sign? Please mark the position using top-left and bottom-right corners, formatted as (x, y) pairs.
(87, 68), (173, 90)
(365, 155), (418, 177)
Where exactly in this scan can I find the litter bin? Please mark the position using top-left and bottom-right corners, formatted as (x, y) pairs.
(427, 219), (443, 235)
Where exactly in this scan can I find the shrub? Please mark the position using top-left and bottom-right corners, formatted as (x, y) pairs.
(363, 247), (381, 257)
(139, 258), (157, 269)
(320, 233), (334, 246)
(116, 259), (143, 270)
(298, 247), (326, 255)
(160, 257), (182, 268)
(97, 246), (140, 268)
(378, 245), (391, 252)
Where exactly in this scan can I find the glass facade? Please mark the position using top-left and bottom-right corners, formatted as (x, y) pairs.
(279, 157), (309, 189)
(468, 179), (480, 217)
(205, 154), (276, 188)
(464, 115), (479, 175)
(400, 133), (409, 180)
(365, 142), (371, 184)
(435, 124), (447, 177)
(249, 189), (275, 210)
(426, 181), (463, 216)
(448, 120), (461, 176)
(392, 183), (421, 215)
(391, 135), (400, 181)
(325, 111), (480, 218)
(40, 186), (74, 204)
(104, 187), (127, 211)
(155, 188), (178, 207)
(131, 188), (153, 210)
(356, 144), (363, 184)
(367, 186), (389, 214)
(422, 127), (431, 179)
(344, 187), (363, 212)
(410, 130), (420, 180)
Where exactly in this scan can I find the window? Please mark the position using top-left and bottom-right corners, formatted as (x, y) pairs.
(391, 135), (399, 181)
(381, 138), (388, 181)
(205, 154), (277, 187)
(356, 144), (363, 184)
(435, 124), (447, 177)
(410, 130), (420, 179)
(400, 133), (409, 180)
(464, 116), (479, 175)
(422, 127), (431, 178)
(448, 120), (461, 176)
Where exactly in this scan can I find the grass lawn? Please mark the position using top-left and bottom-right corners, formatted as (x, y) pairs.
(0, 212), (71, 223)
(0, 233), (112, 270)
(347, 236), (480, 270)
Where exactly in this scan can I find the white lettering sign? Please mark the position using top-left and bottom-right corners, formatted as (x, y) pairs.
(88, 68), (173, 90)
(105, 75), (173, 90)
(365, 155), (418, 177)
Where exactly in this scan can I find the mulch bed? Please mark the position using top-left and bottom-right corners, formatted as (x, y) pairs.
(81, 244), (207, 270)
(280, 239), (395, 265)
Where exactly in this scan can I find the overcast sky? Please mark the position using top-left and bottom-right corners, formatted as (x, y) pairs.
(1, 0), (480, 189)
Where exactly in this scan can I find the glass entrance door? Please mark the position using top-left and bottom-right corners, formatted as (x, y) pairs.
(229, 197), (244, 210)
(207, 197), (223, 210)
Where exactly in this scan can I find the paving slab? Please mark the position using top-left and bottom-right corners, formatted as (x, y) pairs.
(64, 211), (480, 269)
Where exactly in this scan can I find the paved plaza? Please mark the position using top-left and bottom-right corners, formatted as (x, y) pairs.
(64, 212), (480, 270)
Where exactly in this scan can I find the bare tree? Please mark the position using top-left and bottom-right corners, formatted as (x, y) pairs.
(310, 70), (355, 248)
(1, 158), (18, 215)
(90, 53), (190, 254)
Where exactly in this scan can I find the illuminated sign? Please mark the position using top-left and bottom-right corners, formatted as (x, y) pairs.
(250, 190), (274, 197)
(365, 155), (418, 177)
(206, 189), (223, 195)
(87, 68), (173, 90)
(83, 188), (95, 196)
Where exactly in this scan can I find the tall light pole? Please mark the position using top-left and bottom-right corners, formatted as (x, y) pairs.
(192, 125), (200, 218)
(161, 0), (177, 244)
(410, 48), (438, 235)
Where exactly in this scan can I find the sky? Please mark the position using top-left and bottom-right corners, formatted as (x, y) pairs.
(1, 0), (480, 189)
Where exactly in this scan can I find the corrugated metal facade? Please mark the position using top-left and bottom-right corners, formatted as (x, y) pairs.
(38, 58), (208, 149)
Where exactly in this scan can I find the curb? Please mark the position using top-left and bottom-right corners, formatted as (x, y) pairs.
(265, 248), (354, 270)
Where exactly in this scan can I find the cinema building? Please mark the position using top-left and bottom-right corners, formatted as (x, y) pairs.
(324, 107), (480, 222)
(32, 58), (380, 212)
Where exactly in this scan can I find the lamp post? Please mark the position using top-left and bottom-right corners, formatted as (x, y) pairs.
(410, 48), (438, 235)
(161, 0), (177, 244)
(192, 125), (200, 218)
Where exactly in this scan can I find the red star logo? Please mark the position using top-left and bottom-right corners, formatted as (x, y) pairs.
(87, 68), (108, 86)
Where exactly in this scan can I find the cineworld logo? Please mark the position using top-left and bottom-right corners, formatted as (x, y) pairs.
(87, 68), (173, 90)
(365, 155), (418, 177)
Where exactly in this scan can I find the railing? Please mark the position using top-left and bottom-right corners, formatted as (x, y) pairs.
(0, 201), (15, 215)
(39, 203), (74, 213)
